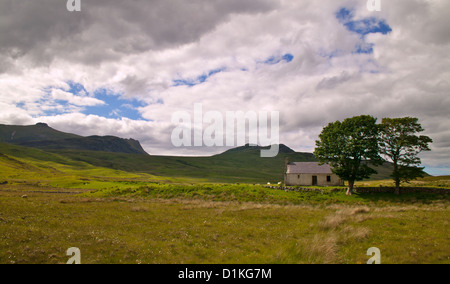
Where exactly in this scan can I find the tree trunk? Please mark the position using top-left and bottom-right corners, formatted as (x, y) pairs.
(393, 160), (400, 195)
(347, 180), (355, 196)
(395, 179), (401, 195)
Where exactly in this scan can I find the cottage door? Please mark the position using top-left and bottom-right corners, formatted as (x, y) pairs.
(312, 176), (318, 186)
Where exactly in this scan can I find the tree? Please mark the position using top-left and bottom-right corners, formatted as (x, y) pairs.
(379, 117), (433, 194)
(314, 115), (383, 195)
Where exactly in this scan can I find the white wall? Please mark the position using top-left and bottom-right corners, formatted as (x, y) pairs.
(285, 173), (343, 186)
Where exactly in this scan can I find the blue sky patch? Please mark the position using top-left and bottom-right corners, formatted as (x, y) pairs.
(336, 7), (392, 54)
(263, 53), (294, 65)
(39, 82), (146, 120)
(66, 81), (88, 95)
(173, 68), (226, 87)
(344, 17), (392, 36)
(336, 8), (392, 36)
(83, 88), (146, 120)
(336, 7), (353, 23)
(355, 43), (374, 54)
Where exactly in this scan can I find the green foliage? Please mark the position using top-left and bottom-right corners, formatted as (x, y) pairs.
(315, 116), (434, 193)
(314, 115), (383, 194)
(379, 117), (433, 189)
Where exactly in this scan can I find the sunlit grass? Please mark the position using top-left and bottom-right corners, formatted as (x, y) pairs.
(1, 191), (448, 264)
(1, 143), (449, 264)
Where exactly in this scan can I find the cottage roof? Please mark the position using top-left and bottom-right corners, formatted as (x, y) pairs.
(286, 162), (333, 174)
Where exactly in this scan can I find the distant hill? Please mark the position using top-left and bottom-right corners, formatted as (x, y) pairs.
(0, 123), (148, 155)
(0, 142), (315, 183)
(0, 124), (400, 183)
(0, 123), (81, 143)
(218, 143), (296, 156)
(18, 136), (148, 155)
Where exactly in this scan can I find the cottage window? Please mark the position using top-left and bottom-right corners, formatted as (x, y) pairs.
(327, 176), (331, 182)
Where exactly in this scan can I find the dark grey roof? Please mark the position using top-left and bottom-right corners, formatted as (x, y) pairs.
(286, 162), (333, 174)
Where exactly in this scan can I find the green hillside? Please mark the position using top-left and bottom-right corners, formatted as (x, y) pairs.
(52, 144), (316, 183)
(0, 142), (171, 191)
(0, 123), (402, 183)
(0, 142), (314, 184)
(0, 123), (81, 143)
(0, 141), (397, 184)
(0, 123), (148, 155)
(19, 136), (147, 155)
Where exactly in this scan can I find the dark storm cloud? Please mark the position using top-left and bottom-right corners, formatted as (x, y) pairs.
(0, 0), (278, 70)
(0, 0), (88, 65)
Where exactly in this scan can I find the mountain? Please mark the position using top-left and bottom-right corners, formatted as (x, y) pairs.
(18, 136), (148, 155)
(0, 123), (148, 155)
(217, 143), (296, 156)
(59, 142), (323, 183)
(0, 124), (399, 183)
(0, 123), (81, 143)
(0, 141), (316, 183)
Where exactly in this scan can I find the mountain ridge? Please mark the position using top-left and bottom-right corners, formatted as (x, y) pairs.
(217, 143), (296, 156)
(0, 123), (148, 155)
(0, 123), (399, 182)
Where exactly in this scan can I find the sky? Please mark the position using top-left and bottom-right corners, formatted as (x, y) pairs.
(0, 0), (449, 175)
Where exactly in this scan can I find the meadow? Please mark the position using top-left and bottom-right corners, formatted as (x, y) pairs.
(1, 178), (448, 264)
(0, 143), (449, 264)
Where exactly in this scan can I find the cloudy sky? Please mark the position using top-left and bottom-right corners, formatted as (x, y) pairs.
(0, 0), (449, 175)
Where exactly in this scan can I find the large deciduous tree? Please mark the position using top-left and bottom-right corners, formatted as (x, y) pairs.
(314, 115), (383, 195)
(379, 117), (433, 194)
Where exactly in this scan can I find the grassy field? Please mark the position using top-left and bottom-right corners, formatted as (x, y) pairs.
(1, 187), (448, 264)
(356, 175), (450, 189)
(0, 143), (449, 264)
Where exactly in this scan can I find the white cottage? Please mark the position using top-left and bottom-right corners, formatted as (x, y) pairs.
(284, 162), (344, 187)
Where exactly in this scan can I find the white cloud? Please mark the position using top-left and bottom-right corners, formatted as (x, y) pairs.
(0, 0), (449, 174)
(51, 89), (105, 107)
(0, 102), (35, 125)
